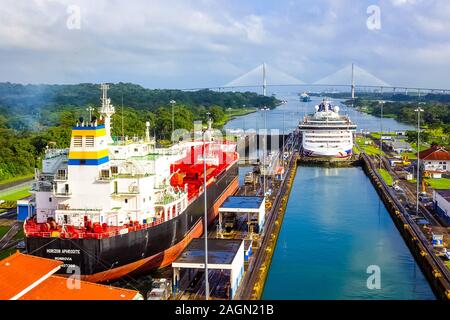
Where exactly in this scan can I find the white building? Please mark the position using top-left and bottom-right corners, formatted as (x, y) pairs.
(386, 141), (412, 154)
(419, 146), (450, 178)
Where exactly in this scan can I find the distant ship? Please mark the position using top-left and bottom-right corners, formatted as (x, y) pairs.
(23, 84), (239, 282)
(299, 92), (311, 102)
(298, 98), (357, 160)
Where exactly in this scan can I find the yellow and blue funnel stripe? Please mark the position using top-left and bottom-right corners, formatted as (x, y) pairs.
(71, 124), (106, 137)
(68, 149), (109, 165)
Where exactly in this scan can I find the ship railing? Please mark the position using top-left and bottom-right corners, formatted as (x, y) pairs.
(26, 231), (53, 238)
(154, 183), (169, 190)
(56, 207), (102, 212)
(44, 148), (69, 159)
(97, 174), (113, 181)
(53, 190), (72, 197)
(31, 181), (53, 192)
(155, 193), (184, 206)
(112, 173), (152, 179)
(111, 186), (140, 195)
(27, 217), (166, 239)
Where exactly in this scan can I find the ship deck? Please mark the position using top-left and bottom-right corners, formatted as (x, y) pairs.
(25, 141), (238, 240)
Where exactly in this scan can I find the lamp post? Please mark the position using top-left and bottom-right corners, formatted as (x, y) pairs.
(202, 114), (212, 300)
(170, 100), (176, 142)
(379, 100), (385, 170)
(282, 110), (285, 159)
(415, 104), (425, 215)
(261, 106), (269, 196)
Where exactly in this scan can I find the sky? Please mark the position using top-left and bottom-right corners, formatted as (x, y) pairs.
(0, 0), (449, 89)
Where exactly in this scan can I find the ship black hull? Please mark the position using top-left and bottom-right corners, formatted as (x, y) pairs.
(26, 162), (239, 281)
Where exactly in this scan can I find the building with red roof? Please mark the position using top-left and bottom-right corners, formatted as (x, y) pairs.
(418, 146), (450, 178)
(0, 252), (143, 300)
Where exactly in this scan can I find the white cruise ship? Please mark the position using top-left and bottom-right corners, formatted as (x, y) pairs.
(298, 98), (357, 160)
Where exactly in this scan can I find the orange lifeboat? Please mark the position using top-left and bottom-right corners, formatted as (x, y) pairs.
(171, 172), (184, 187)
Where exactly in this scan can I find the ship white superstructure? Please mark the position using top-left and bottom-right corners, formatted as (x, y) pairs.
(30, 85), (217, 230)
(298, 99), (357, 159)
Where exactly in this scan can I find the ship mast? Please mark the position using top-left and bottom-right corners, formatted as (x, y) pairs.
(99, 84), (115, 144)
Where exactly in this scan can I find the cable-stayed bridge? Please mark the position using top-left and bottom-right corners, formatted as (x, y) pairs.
(224, 63), (305, 95)
(314, 64), (391, 88)
(182, 63), (450, 95)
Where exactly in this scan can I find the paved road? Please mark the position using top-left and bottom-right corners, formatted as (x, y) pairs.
(0, 208), (17, 220)
(0, 178), (33, 192)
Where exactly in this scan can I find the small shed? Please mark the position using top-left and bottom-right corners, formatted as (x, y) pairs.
(218, 196), (266, 234)
(172, 238), (245, 299)
(17, 197), (35, 222)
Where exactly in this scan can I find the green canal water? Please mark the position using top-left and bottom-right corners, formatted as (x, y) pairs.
(262, 166), (435, 300)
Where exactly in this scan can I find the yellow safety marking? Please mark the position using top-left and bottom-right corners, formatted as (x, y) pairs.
(68, 149), (109, 159)
(433, 270), (441, 278)
(71, 128), (106, 137)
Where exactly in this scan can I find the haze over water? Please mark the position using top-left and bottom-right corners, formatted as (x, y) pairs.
(225, 94), (414, 134)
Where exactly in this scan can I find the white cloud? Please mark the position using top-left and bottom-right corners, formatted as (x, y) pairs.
(390, 0), (419, 6)
(0, 0), (449, 88)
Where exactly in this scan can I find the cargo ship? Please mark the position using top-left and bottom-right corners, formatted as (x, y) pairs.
(23, 84), (239, 282)
(298, 98), (357, 160)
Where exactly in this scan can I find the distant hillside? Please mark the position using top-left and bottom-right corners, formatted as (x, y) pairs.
(0, 82), (279, 115)
(314, 91), (450, 103)
(0, 82), (279, 183)
(345, 98), (450, 130)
